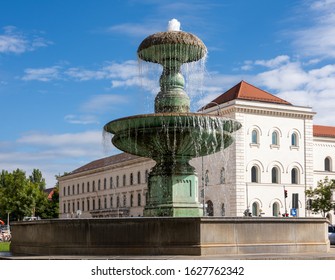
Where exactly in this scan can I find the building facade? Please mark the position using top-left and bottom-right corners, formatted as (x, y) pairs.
(58, 81), (335, 222)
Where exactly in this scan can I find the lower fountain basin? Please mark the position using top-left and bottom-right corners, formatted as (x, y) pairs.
(104, 113), (241, 159)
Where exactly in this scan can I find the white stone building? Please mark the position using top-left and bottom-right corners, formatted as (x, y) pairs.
(58, 81), (335, 222)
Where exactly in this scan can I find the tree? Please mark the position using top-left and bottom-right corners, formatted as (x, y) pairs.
(0, 169), (32, 220)
(0, 169), (55, 221)
(305, 177), (335, 217)
(29, 169), (46, 191)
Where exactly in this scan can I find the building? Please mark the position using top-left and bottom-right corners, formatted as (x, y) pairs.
(58, 81), (335, 222)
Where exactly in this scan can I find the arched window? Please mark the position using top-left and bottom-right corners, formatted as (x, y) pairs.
(63, 187), (66, 196)
(206, 200), (214, 216)
(137, 171), (141, 184)
(123, 194), (126, 207)
(251, 129), (258, 144)
(87, 182), (90, 192)
(98, 198), (101, 209)
(63, 203), (66, 213)
(77, 184), (79, 194)
(137, 193), (141, 206)
(82, 182), (85, 193)
(104, 197), (107, 208)
(252, 202), (259, 216)
(271, 167), (279, 184)
(251, 166), (259, 183)
(130, 173), (133, 185)
(272, 131), (279, 145)
(291, 132), (298, 146)
(110, 177), (113, 189)
(291, 168), (298, 184)
(92, 180), (95, 191)
(123, 174), (126, 186)
(98, 179), (101, 190)
(325, 157), (331, 171)
(272, 202), (279, 217)
(130, 194), (133, 207)
(220, 167), (225, 184)
(87, 199), (90, 211)
(221, 203), (225, 216)
(104, 178), (107, 189)
(116, 176), (119, 187)
(82, 200), (85, 212)
(205, 170), (209, 186)
(110, 196), (113, 208)
(116, 196), (120, 207)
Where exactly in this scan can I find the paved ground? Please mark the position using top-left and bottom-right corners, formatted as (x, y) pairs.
(1, 246), (335, 260)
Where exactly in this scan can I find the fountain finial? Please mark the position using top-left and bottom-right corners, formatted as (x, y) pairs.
(167, 18), (181, 31)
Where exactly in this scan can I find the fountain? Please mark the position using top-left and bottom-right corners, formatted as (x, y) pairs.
(9, 20), (330, 257)
(104, 19), (241, 217)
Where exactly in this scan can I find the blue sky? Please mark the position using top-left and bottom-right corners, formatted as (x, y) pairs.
(1, 0), (335, 187)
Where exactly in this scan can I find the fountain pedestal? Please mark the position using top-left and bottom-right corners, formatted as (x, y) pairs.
(144, 161), (203, 216)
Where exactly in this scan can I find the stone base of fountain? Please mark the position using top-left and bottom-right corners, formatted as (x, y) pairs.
(10, 217), (330, 257)
(144, 171), (203, 217)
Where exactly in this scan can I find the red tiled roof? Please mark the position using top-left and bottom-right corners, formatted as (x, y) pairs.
(68, 153), (141, 175)
(313, 125), (335, 138)
(201, 80), (291, 110)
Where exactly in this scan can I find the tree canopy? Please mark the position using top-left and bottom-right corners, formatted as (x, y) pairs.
(0, 168), (58, 222)
(306, 177), (335, 217)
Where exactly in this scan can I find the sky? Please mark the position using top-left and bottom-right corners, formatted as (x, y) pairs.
(1, 0), (335, 187)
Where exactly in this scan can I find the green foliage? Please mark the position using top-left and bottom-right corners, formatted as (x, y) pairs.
(0, 169), (59, 221)
(0, 242), (10, 252)
(306, 177), (335, 217)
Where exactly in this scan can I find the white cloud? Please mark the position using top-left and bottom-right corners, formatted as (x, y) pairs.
(255, 55), (290, 68)
(80, 94), (129, 113)
(0, 26), (51, 54)
(256, 62), (309, 91)
(22, 66), (61, 81)
(65, 68), (107, 81)
(0, 130), (118, 186)
(103, 60), (140, 79)
(17, 130), (103, 146)
(64, 114), (99, 125)
(292, 0), (335, 58)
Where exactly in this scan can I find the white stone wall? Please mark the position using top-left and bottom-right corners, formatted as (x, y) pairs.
(59, 158), (154, 218)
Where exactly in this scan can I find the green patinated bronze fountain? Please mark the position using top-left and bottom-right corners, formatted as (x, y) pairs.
(104, 20), (241, 217)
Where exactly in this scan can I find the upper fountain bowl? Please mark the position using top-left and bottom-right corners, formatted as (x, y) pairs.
(137, 31), (207, 65)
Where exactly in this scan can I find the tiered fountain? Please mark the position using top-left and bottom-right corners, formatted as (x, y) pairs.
(10, 20), (330, 257)
(104, 19), (241, 217)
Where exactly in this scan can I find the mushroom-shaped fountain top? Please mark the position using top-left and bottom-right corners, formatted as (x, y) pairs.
(137, 19), (207, 66)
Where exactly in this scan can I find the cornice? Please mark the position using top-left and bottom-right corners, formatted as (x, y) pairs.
(219, 105), (315, 120)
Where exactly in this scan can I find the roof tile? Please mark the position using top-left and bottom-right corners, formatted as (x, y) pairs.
(201, 80), (291, 110)
(313, 125), (335, 138)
